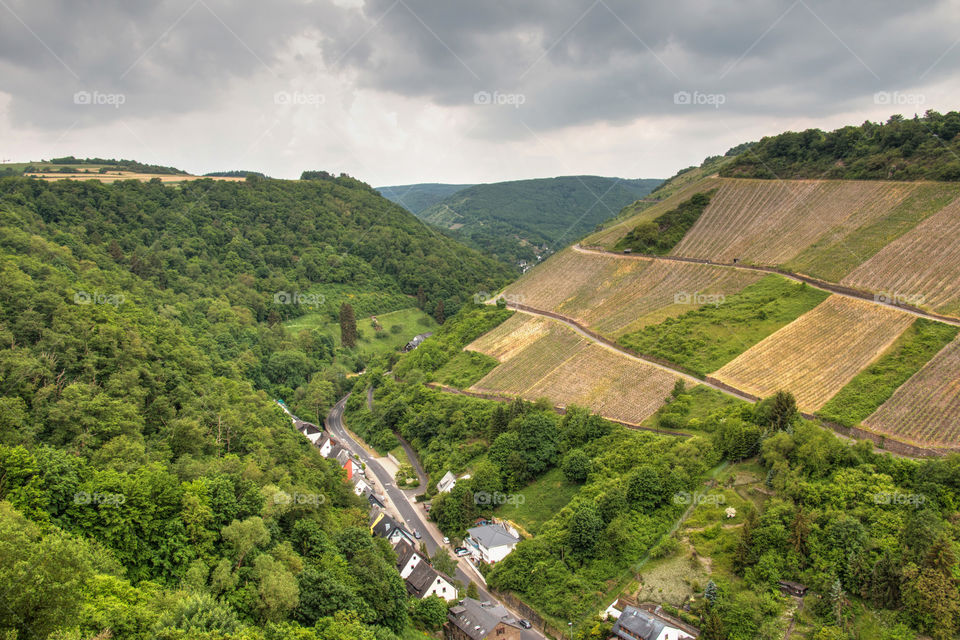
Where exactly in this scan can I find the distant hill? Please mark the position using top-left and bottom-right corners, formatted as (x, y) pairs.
(412, 176), (663, 267)
(377, 183), (475, 213)
(721, 110), (960, 181)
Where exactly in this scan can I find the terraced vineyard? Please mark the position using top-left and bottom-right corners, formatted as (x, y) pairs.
(841, 195), (960, 315)
(502, 248), (762, 336)
(468, 315), (684, 424)
(862, 335), (960, 448)
(711, 296), (915, 411)
(671, 179), (917, 265)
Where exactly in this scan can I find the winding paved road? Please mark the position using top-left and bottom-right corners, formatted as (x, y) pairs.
(325, 394), (546, 639)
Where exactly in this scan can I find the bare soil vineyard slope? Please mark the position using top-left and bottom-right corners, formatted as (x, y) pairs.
(585, 176), (721, 248)
(501, 248), (761, 336)
(862, 335), (960, 448)
(670, 179), (917, 265)
(711, 296), (915, 411)
(467, 315), (684, 425)
(841, 196), (960, 315)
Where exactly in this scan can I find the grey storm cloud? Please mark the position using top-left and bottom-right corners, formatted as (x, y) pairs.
(1, 0), (958, 134)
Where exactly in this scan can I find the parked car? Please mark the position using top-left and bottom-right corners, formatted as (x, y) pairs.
(413, 529), (422, 539)
(442, 536), (450, 544)
(454, 547), (470, 556)
(518, 620), (532, 629)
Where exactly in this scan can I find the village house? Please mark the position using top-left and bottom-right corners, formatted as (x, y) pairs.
(370, 511), (416, 547)
(464, 523), (520, 564)
(445, 598), (524, 640)
(294, 420), (323, 445)
(609, 605), (695, 640)
(317, 435), (337, 458)
(402, 332), (433, 352)
(437, 470), (458, 493)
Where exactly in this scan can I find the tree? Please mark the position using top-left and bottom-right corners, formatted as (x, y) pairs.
(761, 391), (798, 431)
(561, 449), (591, 483)
(431, 547), (457, 577)
(704, 580), (718, 606)
(434, 300), (445, 325)
(222, 516), (270, 569)
(567, 502), (604, 558)
(466, 582), (479, 599)
(626, 465), (665, 511)
(416, 286), (426, 309)
(408, 595), (448, 631)
(340, 303), (357, 348)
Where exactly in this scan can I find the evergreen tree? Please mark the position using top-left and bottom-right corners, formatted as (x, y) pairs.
(340, 303), (357, 348)
(416, 286), (426, 309)
(434, 299), (445, 325)
(704, 580), (718, 606)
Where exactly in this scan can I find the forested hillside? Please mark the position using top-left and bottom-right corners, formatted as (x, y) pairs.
(376, 183), (475, 214)
(415, 176), (662, 266)
(0, 173), (511, 639)
(722, 110), (960, 181)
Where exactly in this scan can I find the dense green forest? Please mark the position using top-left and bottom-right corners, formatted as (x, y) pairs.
(344, 307), (960, 639)
(376, 183), (475, 214)
(721, 110), (960, 181)
(0, 173), (513, 639)
(413, 176), (662, 266)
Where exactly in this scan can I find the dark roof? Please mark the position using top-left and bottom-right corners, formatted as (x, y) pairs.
(294, 420), (321, 434)
(371, 513), (413, 542)
(326, 444), (345, 460)
(394, 540), (420, 571)
(447, 598), (522, 640)
(466, 524), (520, 549)
(405, 561), (440, 596)
(611, 606), (665, 640)
(366, 490), (385, 509)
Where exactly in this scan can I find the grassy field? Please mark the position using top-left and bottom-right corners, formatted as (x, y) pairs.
(434, 350), (500, 388)
(712, 295), (915, 411)
(817, 318), (959, 427)
(494, 468), (581, 535)
(618, 275), (830, 377)
(286, 304), (436, 355)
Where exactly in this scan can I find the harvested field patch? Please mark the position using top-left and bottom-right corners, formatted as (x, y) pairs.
(711, 295), (914, 411)
(671, 179), (917, 265)
(862, 335), (960, 448)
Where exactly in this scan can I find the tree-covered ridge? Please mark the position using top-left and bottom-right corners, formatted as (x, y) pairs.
(0, 173), (512, 639)
(376, 183), (476, 214)
(416, 176), (662, 266)
(721, 110), (960, 181)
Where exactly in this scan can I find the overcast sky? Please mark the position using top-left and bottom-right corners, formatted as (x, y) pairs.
(1, 0), (958, 185)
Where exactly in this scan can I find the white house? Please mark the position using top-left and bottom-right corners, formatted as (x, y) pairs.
(406, 562), (458, 601)
(394, 540), (424, 579)
(610, 606), (695, 640)
(318, 435), (336, 458)
(295, 420), (323, 445)
(351, 476), (372, 496)
(465, 523), (520, 564)
(437, 471), (457, 493)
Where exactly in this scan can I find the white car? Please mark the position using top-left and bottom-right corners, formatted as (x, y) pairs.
(442, 536), (450, 544)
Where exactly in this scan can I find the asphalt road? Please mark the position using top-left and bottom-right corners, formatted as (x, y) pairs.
(325, 394), (546, 640)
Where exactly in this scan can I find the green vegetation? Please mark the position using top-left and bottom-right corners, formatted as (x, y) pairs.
(376, 182), (475, 213)
(817, 318), (959, 427)
(618, 275), (830, 376)
(417, 176), (662, 266)
(721, 110), (960, 181)
(0, 155), (190, 175)
(784, 182), (960, 281)
(0, 173), (514, 639)
(433, 350), (500, 388)
(493, 467), (581, 534)
(614, 189), (716, 255)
